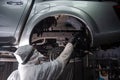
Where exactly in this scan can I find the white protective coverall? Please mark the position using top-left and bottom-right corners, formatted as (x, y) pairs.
(7, 43), (73, 80)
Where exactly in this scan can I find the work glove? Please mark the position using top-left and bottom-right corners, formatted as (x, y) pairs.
(69, 32), (81, 46)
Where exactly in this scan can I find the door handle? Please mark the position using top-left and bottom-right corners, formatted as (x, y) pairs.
(7, 1), (23, 5)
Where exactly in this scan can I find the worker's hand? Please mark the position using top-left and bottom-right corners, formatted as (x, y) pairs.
(69, 32), (81, 45)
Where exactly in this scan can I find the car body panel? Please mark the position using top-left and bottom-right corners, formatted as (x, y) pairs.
(0, 0), (33, 45)
(0, 0), (120, 47)
(19, 1), (120, 47)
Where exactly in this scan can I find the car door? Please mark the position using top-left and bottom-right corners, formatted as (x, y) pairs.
(0, 0), (31, 45)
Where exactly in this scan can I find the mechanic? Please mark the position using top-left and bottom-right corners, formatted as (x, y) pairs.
(7, 33), (81, 80)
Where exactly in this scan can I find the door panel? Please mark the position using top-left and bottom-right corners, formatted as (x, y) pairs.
(0, 0), (29, 45)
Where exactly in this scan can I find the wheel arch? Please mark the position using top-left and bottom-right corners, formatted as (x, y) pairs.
(19, 6), (98, 47)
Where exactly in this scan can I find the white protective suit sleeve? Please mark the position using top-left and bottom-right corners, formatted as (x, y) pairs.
(7, 70), (20, 80)
(57, 43), (74, 67)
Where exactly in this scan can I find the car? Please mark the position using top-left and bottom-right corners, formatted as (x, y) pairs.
(0, 0), (120, 51)
(0, 0), (120, 80)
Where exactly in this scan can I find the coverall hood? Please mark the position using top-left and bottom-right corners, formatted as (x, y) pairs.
(14, 45), (35, 64)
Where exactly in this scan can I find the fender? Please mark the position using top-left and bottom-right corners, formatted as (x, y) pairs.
(19, 6), (98, 47)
